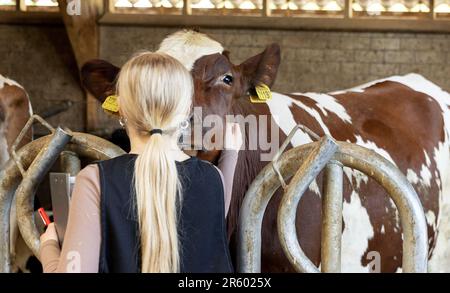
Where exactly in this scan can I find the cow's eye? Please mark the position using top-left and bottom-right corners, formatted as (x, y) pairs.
(222, 74), (233, 85)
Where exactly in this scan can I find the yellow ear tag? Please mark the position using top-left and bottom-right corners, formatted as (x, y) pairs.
(250, 84), (272, 104)
(102, 95), (119, 113)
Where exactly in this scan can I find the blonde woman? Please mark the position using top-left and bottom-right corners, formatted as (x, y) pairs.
(39, 52), (239, 273)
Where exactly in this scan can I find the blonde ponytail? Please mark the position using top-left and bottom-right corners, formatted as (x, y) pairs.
(117, 52), (193, 273)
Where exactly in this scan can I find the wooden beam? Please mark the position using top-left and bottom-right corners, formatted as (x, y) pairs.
(17, 0), (26, 12)
(58, 0), (104, 132)
(107, 0), (116, 13)
(344, 0), (352, 19)
(263, 0), (271, 17)
(429, 0), (436, 20)
(99, 12), (450, 33)
(0, 11), (61, 24)
(183, 0), (192, 15)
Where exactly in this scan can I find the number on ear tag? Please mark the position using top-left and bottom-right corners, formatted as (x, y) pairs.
(102, 95), (119, 113)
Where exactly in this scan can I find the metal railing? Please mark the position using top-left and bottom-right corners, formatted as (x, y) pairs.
(0, 115), (126, 272)
(237, 126), (428, 273)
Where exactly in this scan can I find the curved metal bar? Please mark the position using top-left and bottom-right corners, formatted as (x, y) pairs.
(11, 115), (55, 177)
(237, 142), (428, 273)
(271, 124), (321, 190)
(60, 151), (81, 176)
(15, 128), (72, 258)
(0, 138), (49, 273)
(0, 133), (125, 273)
(334, 143), (428, 273)
(277, 136), (338, 273)
(237, 142), (318, 273)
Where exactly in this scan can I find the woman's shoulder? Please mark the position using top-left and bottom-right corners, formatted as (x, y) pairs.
(76, 164), (99, 182)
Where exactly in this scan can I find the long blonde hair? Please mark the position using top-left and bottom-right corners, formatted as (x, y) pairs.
(117, 52), (193, 273)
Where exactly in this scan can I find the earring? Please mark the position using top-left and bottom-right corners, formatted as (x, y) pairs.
(180, 119), (190, 131)
(178, 119), (191, 149)
(119, 116), (127, 128)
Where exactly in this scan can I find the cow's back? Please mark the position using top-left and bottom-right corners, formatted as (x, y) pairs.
(260, 74), (450, 272)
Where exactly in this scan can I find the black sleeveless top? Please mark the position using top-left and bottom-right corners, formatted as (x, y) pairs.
(96, 154), (233, 273)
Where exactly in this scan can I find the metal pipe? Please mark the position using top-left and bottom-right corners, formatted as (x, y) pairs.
(0, 132), (125, 272)
(321, 161), (343, 273)
(11, 115), (55, 177)
(334, 143), (428, 273)
(0, 138), (49, 273)
(277, 136), (339, 273)
(39, 100), (74, 120)
(237, 141), (428, 273)
(237, 137), (338, 273)
(15, 128), (72, 258)
(60, 151), (81, 176)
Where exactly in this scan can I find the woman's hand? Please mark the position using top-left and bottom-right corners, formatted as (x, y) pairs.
(40, 223), (59, 245)
(224, 123), (243, 151)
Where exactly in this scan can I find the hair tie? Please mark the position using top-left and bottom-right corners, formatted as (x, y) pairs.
(149, 129), (163, 136)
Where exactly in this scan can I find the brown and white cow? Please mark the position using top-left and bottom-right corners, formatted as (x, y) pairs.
(0, 75), (32, 168)
(81, 30), (450, 273)
(0, 74), (34, 273)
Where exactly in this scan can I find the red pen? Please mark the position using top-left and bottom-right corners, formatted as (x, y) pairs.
(38, 208), (51, 227)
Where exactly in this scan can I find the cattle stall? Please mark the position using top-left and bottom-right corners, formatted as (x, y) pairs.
(0, 0), (449, 277)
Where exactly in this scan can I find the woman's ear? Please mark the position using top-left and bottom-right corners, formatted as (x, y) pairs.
(81, 59), (120, 103)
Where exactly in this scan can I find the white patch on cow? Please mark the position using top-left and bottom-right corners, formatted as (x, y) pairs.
(426, 210), (436, 230)
(407, 165), (433, 189)
(395, 267), (402, 273)
(308, 179), (321, 197)
(0, 74), (23, 89)
(406, 169), (419, 185)
(266, 93), (313, 146)
(291, 92), (352, 124)
(343, 167), (368, 189)
(352, 135), (397, 166)
(419, 165), (432, 187)
(424, 150), (431, 167)
(381, 225), (385, 234)
(158, 30), (223, 71)
(290, 98), (332, 135)
(267, 92), (353, 146)
(342, 191), (374, 273)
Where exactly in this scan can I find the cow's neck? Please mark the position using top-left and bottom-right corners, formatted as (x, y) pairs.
(227, 98), (274, 237)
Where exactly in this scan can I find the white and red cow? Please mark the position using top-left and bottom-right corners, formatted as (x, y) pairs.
(0, 74), (34, 273)
(81, 30), (450, 273)
(0, 75), (33, 168)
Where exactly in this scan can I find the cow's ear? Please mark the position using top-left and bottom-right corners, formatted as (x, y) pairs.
(239, 43), (281, 91)
(81, 59), (120, 103)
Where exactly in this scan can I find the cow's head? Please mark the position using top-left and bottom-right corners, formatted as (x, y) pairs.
(81, 30), (281, 161)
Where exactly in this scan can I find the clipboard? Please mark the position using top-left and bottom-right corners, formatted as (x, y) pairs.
(49, 173), (74, 245)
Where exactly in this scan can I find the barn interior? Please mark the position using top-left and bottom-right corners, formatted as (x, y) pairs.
(0, 0), (448, 137)
(0, 0), (449, 275)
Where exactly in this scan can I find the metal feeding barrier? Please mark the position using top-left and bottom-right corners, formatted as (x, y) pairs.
(0, 115), (125, 273)
(237, 125), (428, 273)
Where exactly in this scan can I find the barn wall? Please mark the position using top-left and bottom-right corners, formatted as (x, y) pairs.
(0, 24), (85, 133)
(100, 26), (450, 94)
(1, 24), (449, 133)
